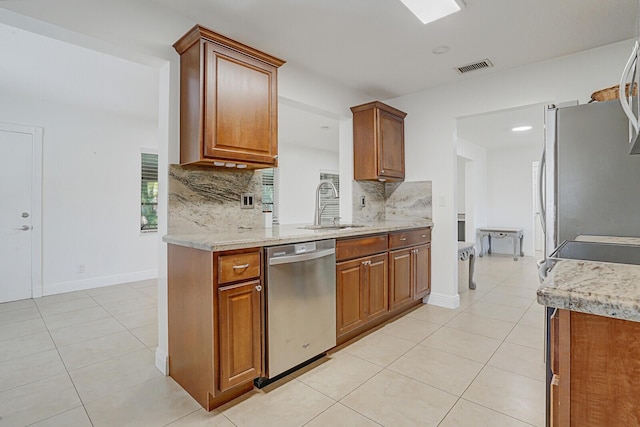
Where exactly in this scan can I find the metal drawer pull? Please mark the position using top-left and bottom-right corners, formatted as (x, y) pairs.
(400, 237), (407, 241)
(255, 285), (262, 292)
(232, 264), (250, 269)
(421, 234), (427, 238)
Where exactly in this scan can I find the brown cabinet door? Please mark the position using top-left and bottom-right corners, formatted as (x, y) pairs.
(336, 259), (366, 337)
(389, 248), (413, 310)
(413, 244), (431, 299)
(365, 253), (389, 321)
(377, 109), (404, 180)
(217, 279), (262, 392)
(204, 42), (277, 165)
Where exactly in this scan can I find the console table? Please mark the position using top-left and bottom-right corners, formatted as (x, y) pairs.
(477, 227), (524, 261)
(457, 242), (476, 290)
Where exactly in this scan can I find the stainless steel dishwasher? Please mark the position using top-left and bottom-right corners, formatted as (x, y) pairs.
(263, 239), (336, 382)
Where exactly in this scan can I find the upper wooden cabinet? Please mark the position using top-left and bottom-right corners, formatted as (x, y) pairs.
(174, 25), (285, 168)
(351, 101), (407, 181)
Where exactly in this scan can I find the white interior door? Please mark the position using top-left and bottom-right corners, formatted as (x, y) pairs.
(0, 127), (37, 302)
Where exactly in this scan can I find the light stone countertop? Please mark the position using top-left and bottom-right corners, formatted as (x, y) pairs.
(538, 235), (640, 322)
(163, 220), (434, 252)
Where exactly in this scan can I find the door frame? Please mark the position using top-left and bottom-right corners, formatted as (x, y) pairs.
(1, 122), (43, 298)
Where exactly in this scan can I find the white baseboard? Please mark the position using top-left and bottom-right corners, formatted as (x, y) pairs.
(155, 347), (169, 375)
(424, 292), (460, 309)
(41, 269), (157, 296)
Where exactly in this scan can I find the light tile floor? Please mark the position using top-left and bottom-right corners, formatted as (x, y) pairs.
(0, 253), (546, 426)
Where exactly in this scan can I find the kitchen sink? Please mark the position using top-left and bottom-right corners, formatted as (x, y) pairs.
(299, 224), (367, 231)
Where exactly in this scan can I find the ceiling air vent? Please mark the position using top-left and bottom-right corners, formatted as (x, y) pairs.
(455, 59), (493, 74)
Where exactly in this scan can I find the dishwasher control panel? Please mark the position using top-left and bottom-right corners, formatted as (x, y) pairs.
(294, 242), (316, 254)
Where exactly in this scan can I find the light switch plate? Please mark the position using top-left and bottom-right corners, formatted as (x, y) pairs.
(241, 193), (254, 209)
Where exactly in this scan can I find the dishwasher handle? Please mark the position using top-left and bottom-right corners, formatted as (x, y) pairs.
(268, 248), (335, 266)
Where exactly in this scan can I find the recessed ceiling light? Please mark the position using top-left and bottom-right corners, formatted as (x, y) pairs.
(399, 0), (464, 24)
(512, 126), (533, 132)
(432, 45), (450, 55)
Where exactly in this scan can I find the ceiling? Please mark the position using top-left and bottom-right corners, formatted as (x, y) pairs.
(457, 103), (546, 149)
(0, 0), (637, 100)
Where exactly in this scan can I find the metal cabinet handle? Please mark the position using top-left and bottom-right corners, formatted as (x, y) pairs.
(14, 225), (30, 231)
(399, 237), (407, 241)
(421, 234), (426, 238)
(232, 264), (250, 269)
(255, 285), (262, 292)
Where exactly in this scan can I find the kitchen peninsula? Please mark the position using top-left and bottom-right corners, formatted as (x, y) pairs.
(164, 220), (433, 411)
(537, 236), (640, 427)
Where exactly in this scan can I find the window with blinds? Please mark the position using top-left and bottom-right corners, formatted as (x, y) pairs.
(141, 152), (158, 232)
(319, 171), (340, 224)
(262, 168), (277, 223)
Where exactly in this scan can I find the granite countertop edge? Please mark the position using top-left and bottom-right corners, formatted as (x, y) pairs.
(537, 258), (640, 323)
(163, 220), (434, 252)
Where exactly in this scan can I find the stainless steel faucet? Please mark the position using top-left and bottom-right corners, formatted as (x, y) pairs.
(314, 180), (339, 226)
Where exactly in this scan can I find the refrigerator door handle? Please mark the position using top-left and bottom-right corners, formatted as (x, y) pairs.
(538, 150), (546, 235)
(619, 40), (639, 139)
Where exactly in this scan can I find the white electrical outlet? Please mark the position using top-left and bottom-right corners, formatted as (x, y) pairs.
(78, 264), (85, 274)
(439, 196), (446, 207)
(240, 193), (254, 209)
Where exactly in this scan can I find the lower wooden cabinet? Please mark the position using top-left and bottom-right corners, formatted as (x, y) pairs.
(389, 243), (431, 311)
(336, 253), (388, 337)
(168, 244), (263, 411)
(217, 279), (262, 392)
(550, 309), (640, 426)
(413, 244), (431, 298)
(389, 248), (413, 310)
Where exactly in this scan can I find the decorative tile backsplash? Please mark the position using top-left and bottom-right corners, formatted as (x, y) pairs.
(168, 164), (432, 233)
(168, 165), (263, 233)
(353, 180), (432, 223)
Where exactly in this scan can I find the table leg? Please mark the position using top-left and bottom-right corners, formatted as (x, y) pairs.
(478, 234), (484, 257)
(488, 235), (492, 254)
(519, 235), (525, 257)
(468, 252), (476, 290)
(512, 236), (518, 261)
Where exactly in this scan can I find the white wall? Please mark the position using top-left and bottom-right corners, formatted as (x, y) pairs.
(456, 156), (466, 214)
(277, 142), (339, 224)
(485, 145), (541, 256)
(389, 38), (634, 308)
(0, 95), (159, 295)
(0, 23), (160, 295)
(457, 138), (488, 246)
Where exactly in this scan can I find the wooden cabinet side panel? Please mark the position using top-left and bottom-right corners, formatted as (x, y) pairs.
(336, 260), (366, 337)
(217, 280), (262, 392)
(389, 249), (412, 310)
(353, 108), (377, 180)
(179, 42), (204, 165)
(569, 311), (640, 426)
(413, 244), (431, 299)
(366, 253), (389, 320)
(378, 110), (405, 179)
(168, 244), (214, 409)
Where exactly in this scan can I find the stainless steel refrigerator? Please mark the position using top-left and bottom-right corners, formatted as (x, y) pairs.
(539, 99), (640, 426)
(541, 99), (640, 261)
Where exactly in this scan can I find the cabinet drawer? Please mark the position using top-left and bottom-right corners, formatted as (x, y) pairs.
(336, 234), (388, 261)
(389, 228), (431, 249)
(218, 251), (261, 284)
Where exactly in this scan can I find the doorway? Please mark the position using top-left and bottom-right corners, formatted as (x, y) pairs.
(0, 123), (43, 302)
